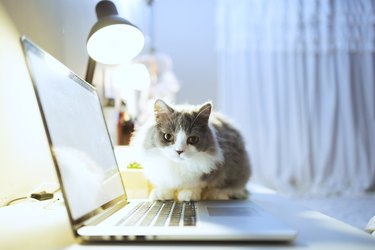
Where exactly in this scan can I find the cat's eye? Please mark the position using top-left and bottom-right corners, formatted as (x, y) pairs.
(163, 133), (174, 142)
(187, 136), (199, 145)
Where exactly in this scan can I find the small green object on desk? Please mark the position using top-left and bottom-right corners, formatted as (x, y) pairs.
(127, 162), (142, 169)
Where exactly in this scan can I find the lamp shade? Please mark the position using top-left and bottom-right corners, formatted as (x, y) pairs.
(87, 0), (144, 65)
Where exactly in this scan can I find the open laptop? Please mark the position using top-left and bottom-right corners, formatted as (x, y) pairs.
(21, 36), (296, 243)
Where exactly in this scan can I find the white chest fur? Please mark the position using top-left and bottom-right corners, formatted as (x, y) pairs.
(140, 148), (218, 189)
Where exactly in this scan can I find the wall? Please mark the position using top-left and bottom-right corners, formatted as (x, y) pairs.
(0, 2), (56, 205)
(153, 0), (218, 105)
(1, 0), (97, 78)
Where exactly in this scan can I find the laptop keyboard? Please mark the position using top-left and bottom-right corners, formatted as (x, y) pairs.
(116, 201), (197, 227)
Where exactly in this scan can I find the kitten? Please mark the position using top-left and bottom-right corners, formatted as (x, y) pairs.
(130, 99), (251, 201)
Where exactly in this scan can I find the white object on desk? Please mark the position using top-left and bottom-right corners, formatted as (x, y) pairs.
(0, 199), (75, 250)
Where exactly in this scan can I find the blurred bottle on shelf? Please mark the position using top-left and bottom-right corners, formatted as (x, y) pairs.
(117, 100), (134, 145)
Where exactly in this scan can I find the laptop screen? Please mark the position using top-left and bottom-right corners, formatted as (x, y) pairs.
(22, 38), (125, 221)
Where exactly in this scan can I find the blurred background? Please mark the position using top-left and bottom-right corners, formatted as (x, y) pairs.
(1, 0), (375, 230)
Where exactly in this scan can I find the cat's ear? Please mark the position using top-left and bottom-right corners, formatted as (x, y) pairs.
(154, 99), (173, 122)
(196, 102), (212, 124)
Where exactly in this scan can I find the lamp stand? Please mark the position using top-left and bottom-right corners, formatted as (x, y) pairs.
(85, 56), (96, 85)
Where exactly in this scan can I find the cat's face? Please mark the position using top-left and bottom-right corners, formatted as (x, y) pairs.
(152, 99), (216, 162)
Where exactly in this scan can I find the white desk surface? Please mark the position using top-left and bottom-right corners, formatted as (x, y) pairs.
(1, 186), (374, 250)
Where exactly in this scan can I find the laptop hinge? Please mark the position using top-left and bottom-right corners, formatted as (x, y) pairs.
(78, 199), (128, 228)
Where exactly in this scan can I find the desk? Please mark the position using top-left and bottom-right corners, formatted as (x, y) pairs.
(1, 186), (374, 250)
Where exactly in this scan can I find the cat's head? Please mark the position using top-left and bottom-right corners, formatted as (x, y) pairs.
(152, 99), (217, 162)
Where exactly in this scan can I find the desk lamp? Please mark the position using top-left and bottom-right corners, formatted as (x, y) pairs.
(85, 0), (145, 84)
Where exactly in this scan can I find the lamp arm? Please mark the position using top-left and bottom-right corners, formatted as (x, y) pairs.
(85, 56), (97, 85)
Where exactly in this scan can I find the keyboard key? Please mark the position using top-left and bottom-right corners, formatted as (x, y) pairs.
(115, 202), (143, 226)
(154, 201), (174, 226)
(183, 201), (196, 226)
(123, 201), (153, 226)
(140, 201), (163, 226)
(169, 202), (183, 226)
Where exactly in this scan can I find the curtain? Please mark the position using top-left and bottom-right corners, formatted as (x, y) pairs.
(216, 0), (375, 195)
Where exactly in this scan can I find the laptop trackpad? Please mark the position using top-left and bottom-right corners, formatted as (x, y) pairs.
(207, 207), (259, 217)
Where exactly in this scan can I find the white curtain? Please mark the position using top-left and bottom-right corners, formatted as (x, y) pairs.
(216, 0), (375, 195)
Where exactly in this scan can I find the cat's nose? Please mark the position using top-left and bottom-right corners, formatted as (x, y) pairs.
(176, 150), (184, 155)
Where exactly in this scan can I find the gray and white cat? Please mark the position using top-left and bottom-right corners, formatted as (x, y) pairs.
(130, 99), (251, 201)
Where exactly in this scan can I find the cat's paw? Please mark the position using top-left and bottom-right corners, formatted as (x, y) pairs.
(177, 189), (201, 201)
(229, 189), (249, 199)
(202, 188), (230, 200)
(149, 188), (175, 201)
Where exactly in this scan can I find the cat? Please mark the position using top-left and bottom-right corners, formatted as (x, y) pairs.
(130, 99), (251, 201)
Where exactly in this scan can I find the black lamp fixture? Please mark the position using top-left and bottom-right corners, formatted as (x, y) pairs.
(85, 0), (145, 84)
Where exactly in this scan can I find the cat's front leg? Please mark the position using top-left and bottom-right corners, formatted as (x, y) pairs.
(177, 188), (202, 201)
(149, 188), (175, 201)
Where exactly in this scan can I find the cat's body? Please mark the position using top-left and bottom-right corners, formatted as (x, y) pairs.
(130, 99), (251, 201)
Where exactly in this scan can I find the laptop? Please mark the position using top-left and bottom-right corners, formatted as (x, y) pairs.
(21, 36), (296, 243)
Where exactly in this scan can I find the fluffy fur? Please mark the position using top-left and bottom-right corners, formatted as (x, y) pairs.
(130, 99), (251, 201)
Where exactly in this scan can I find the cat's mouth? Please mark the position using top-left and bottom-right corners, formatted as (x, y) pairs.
(173, 154), (186, 161)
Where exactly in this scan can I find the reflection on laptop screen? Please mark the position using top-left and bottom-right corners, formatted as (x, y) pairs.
(24, 40), (124, 220)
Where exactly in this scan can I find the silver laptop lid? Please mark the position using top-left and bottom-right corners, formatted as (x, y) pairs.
(21, 37), (126, 226)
